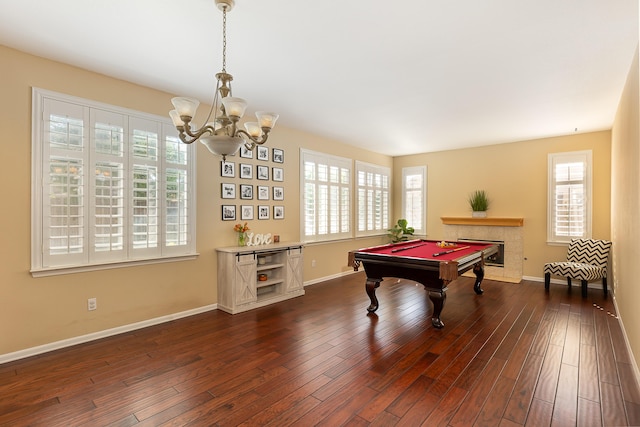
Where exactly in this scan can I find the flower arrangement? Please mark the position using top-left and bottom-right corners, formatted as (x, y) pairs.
(234, 222), (250, 246)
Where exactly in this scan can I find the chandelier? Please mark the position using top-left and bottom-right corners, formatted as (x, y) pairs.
(169, 0), (278, 160)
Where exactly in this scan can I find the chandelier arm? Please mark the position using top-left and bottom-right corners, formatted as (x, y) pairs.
(178, 123), (216, 144)
(235, 129), (270, 146)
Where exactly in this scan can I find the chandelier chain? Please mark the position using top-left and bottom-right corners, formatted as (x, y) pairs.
(221, 7), (227, 73)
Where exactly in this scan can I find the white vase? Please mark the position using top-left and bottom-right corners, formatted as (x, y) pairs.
(472, 211), (487, 218)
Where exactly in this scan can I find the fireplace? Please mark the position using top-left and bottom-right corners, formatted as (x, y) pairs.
(458, 238), (504, 267)
(441, 217), (524, 283)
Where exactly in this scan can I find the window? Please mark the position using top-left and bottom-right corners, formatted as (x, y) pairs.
(355, 161), (390, 237)
(300, 149), (351, 243)
(401, 166), (427, 236)
(547, 150), (592, 243)
(31, 88), (196, 275)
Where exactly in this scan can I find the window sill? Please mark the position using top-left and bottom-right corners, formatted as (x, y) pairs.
(31, 253), (199, 277)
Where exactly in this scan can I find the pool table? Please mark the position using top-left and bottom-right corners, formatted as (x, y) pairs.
(350, 239), (498, 329)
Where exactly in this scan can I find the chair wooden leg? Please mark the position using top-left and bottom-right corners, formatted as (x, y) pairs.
(603, 277), (608, 297)
(581, 280), (588, 298)
(544, 273), (550, 290)
(567, 277), (572, 292)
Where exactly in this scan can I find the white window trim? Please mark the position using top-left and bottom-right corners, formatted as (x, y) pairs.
(401, 166), (427, 236)
(300, 148), (352, 244)
(547, 150), (592, 244)
(355, 160), (391, 238)
(31, 88), (197, 276)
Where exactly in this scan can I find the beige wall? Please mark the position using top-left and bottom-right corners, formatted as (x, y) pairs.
(611, 46), (640, 377)
(0, 45), (386, 356)
(393, 132), (612, 278)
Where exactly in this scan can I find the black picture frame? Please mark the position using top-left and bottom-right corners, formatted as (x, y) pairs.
(273, 186), (284, 201)
(240, 146), (253, 159)
(221, 161), (235, 178)
(257, 146), (269, 161)
(240, 184), (253, 200)
(221, 183), (236, 199)
(257, 185), (269, 200)
(257, 165), (269, 180)
(222, 204), (236, 221)
(258, 205), (270, 220)
(239, 163), (253, 179)
(272, 167), (283, 182)
(273, 205), (284, 219)
(240, 205), (254, 220)
(272, 148), (284, 163)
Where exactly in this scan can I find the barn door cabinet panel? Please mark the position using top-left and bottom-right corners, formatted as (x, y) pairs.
(216, 242), (304, 314)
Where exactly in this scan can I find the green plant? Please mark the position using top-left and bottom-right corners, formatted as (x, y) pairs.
(468, 190), (489, 211)
(387, 219), (415, 243)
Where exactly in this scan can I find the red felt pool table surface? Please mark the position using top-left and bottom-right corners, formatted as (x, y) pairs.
(354, 239), (493, 262)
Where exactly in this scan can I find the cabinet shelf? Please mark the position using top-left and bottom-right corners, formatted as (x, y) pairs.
(257, 263), (284, 272)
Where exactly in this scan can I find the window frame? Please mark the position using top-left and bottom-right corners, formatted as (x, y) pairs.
(547, 150), (592, 244)
(31, 88), (197, 276)
(401, 166), (427, 236)
(300, 149), (352, 244)
(355, 161), (390, 238)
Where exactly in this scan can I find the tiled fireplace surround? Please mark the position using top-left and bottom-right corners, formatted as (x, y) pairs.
(441, 217), (524, 283)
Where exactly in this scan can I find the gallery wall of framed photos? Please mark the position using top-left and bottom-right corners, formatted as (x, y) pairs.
(220, 146), (285, 222)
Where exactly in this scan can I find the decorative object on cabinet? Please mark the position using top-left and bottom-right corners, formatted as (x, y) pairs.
(222, 205), (236, 220)
(216, 242), (304, 314)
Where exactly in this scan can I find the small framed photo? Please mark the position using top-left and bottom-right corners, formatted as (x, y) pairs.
(221, 161), (235, 178)
(273, 205), (284, 219)
(273, 186), (284, 201)
(240, 184), (253, 200)
(272, 167), (283, 182)
(257, 146), (269, 161)
(221, 183), (236, 199)
(240, 205), (254, 220)
(272, 148), (284, 163)
(257, 165), (269, 180)
(240, 163), (253, 179)
(258, 205), (270, 220)
(257, 185), (269, 200)
(240, 146), (253, 159)
(222, 205), (236, 221)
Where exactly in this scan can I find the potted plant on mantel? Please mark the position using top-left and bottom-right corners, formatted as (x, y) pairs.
(468, 190), (490, 218)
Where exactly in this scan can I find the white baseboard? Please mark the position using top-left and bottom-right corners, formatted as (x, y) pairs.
(612, 295), (640, 401)
(0, 304), (217, 365)
(304, 269), (360, 287)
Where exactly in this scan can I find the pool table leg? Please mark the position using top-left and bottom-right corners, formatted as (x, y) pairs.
(473, 263), (485, 295)
(428, 291), (446, 329)
(365, 278), (381, 312)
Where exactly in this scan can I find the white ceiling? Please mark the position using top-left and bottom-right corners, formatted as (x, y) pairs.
(0, 0), (637, 156)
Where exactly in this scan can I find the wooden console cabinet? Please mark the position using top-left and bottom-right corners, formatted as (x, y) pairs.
(216, 242), (304, 314)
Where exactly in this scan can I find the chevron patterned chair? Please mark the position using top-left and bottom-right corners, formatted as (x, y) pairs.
(544, 238), (612, 298)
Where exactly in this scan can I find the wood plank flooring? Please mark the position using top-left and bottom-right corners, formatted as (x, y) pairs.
(1, 272), (639, 426)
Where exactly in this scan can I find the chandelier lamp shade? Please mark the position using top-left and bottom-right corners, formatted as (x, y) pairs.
(169, 0), (279, 160)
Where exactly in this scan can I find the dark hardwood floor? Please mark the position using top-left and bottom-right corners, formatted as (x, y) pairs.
(1, 272), (639, 426)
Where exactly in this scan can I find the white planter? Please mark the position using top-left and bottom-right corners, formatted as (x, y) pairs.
(472, 211), (487, 218)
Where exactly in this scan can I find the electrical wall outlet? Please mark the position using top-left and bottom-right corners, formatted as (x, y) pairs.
(311, 260), (316, 267)
(87, 298), (97, 311)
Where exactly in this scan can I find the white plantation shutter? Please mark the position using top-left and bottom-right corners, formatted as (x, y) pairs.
(32, 88), (196, 274)
(355, 161), (390, 237)
(401, 166), (426, 236)
(548, 151), (592, 243)
(301, 149), (351, 242)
